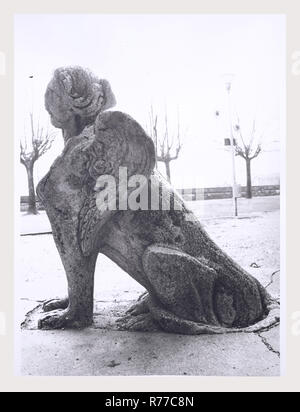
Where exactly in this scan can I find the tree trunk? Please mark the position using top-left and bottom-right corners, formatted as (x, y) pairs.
(246, 158), (252, 199)
(26, 162), (38, 215)
(165, 160), (171, 183)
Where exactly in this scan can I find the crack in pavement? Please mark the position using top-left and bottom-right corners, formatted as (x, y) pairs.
(265, 270), (280, 289)
(257, 333), (280, 358)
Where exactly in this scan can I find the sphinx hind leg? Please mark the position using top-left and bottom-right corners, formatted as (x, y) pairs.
(118, 245), (221, 333)
(142, 245), (221, 330)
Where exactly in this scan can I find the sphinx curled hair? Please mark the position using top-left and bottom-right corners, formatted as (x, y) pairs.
(45, 66), (116, 132)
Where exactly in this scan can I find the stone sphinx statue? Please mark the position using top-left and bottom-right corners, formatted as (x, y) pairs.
(37, 66), (279, 334)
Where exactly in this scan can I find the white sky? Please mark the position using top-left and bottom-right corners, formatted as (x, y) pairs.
(15, 14), (285, 194)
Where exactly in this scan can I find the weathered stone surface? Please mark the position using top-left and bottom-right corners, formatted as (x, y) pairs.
(32, 66), (279, 334)
(45, 66), (116, 141)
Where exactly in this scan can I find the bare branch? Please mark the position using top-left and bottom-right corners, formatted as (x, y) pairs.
(20, 114), (55, 166)
(153, 116), (158, 141)
(164, 110), (171, 153)
(249, 119), (256, 149)
(147, 105), (183, 181)
(20, 142), (27, 166)
(30, 112), (35, 144)
(250, 144), (262, 160)
(169, 142), (182, 161)
(235, 145), (247, 159)
(233, 114), (263, 163)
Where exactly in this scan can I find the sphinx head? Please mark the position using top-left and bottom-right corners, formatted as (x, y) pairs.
(45, 66), (116, 139)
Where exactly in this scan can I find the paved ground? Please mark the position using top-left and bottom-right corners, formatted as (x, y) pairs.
(20, 329), (279, 377)
(18, 196), (281, 376)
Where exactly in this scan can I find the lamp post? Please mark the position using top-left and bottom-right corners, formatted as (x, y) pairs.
(223, 74), (238, 217)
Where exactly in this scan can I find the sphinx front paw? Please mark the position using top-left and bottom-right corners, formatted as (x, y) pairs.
(126, 293), (150, 316)
(43, 297), (69, 312)
(38, 309), (93, 330)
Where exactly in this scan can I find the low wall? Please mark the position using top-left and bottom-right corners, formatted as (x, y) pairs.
(176, 185), (280, 201)
(20, 197), (45, 212)
(20, 185), (280, 211)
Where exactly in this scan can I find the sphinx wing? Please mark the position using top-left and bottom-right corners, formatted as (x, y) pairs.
(79, 111), (156, 256)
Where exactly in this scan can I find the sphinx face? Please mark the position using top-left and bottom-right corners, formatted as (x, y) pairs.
(45, 80), (73, 129)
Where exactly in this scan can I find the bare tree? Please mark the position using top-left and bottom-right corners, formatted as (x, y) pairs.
(20, 113), (55, 214)
(148, 106), (183, 183)
(233, 118), (262, 199)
